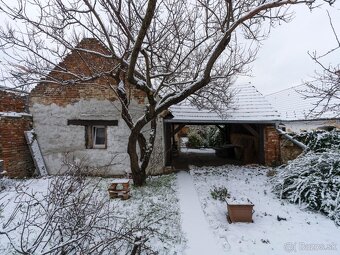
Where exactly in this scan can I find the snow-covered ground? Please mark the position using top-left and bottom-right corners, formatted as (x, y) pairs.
(0, 174), (186, 254)
(177, 171), (225, 255)
(1, 165), (339, 254)
(190, 165), (340, 254)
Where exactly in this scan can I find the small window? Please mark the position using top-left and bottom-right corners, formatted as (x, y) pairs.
(86, 125), (107, 149)
(93, 126), (106, 148)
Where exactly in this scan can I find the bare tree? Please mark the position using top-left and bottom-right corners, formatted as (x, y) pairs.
(0, 0), (336, 185)
(302, 10), (340, 116)
(0, 167), (172, 254)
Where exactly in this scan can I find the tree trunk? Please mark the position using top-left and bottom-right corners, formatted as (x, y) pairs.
(128, 131), (144, 186)
(127, 117), (157, 186)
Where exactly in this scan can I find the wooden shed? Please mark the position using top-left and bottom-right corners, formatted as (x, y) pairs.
(163, 84), (283, 168)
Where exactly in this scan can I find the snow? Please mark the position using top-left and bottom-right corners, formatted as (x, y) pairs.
(265, 84), (340, 121)
(1, 164), (339, 254)
(0, 111), (32, 118)
(109, 178), (130, 184)
(177, 171), (225, 255)
(272, 148), (340, 225)
(190, 165), (340, 254)
(180, 148), (216, 154)
(226, 197), (253, 205)
(167, 84), (280, 123)
(0, 174), (185, 254)
(117, 80), (126, 94)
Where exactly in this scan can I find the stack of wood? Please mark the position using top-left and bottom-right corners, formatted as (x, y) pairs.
(108, 179), (130, 200)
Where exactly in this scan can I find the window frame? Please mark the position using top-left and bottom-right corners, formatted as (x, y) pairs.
(67, 119), (118, 150)
(85, 125), (107, 149)
(92, 125), (107, 149)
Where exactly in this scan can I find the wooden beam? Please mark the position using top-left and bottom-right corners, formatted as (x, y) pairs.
(173, 124), (186, 135)
(242, 124), (259, 138)
(215, 125), (224, 131)
(67, 119), (118, 126)
(164, 122), (172, 166)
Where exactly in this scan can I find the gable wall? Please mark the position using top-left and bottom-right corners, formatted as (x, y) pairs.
(29, 39), (164, 176)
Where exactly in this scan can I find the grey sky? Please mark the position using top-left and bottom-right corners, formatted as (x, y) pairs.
(0, 1), (339, 95)
(238, 3), (340, 95)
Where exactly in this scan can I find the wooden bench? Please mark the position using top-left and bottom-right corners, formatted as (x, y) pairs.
(108, 179), (130, 200)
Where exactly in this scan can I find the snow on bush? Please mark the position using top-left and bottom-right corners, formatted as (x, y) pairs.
(293, 130), (340, 152)
(272, 149), (340, 225)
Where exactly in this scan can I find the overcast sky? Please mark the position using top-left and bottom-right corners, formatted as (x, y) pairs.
(0, 1), (339, 95)
(238, 2), (340, 95)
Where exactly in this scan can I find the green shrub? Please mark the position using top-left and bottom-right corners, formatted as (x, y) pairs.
(206, 127), (224, 147)
(210, 186), (230, 201)
(187, 131), (204, 148)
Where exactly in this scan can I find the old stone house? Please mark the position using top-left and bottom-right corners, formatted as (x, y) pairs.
(29, 38), (164, 177)
(0, 87), (34, 177)
(1, 38), (305, 178)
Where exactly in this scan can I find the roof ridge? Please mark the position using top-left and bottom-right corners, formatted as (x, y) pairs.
(265, 83), (306, 97)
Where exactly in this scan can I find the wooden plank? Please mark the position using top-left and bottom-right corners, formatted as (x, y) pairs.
(25, 131), (48, 176)
(173, 124), (186, 135)
(164, 122), (172, 166)
(258, 125), (265, 164)
(242, 124), (259, 138)
(67, 119), (118, 126)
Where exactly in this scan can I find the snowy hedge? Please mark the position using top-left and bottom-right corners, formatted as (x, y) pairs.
(293, 130), (340, 152)
(272, 149), (340, 225)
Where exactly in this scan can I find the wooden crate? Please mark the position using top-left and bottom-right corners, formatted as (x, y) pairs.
(227, 203), (254, 223)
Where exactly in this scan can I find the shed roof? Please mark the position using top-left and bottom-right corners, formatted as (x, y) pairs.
(166, 84), (280, 124)
(265, 84), (340, 121)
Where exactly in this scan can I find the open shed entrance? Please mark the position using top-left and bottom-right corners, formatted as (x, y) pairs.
(164, 122), (266, 170)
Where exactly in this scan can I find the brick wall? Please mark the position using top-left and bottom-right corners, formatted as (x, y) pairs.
(30, 38), (146, 107)
(0, 116), (34, 177)
(264, 125), (281, 166)
(0, 90), (27, 112)
(0, 90), (34, 178)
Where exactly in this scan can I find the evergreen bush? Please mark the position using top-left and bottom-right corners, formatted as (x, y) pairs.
(294, 130), (340, 152)
(187, 130), (204, 148)
(272, 149), (340, 225)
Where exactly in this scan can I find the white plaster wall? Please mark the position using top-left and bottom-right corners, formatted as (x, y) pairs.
(31, 99), (164, 176)
(283, 119), (340, 133)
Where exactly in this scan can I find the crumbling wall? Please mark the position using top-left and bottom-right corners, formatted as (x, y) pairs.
(280, 137), (303, 164)
(29, 38), (164, 177)
(264, 125), (281, 166)
(264, 125), (304, 166)
(0, 90), (27, 112)
(0, 90), (34, 177)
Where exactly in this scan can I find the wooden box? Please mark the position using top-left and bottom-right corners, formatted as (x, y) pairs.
(227, 203), (254, 223)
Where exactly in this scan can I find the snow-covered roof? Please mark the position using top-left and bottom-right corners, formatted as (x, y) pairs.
(265, 85), (340, 121)
(167, 84), (281, 124)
